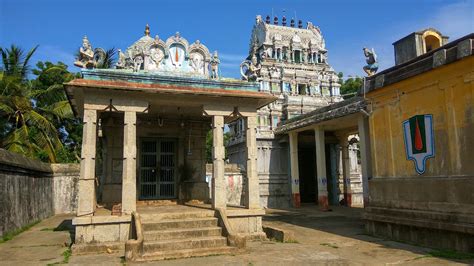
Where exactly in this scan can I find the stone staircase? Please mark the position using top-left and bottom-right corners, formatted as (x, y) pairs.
(137, 209), (236, 261)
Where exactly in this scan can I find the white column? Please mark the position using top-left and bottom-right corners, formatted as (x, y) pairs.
(121, 111), (137, 214)
(77, 109), (97, 216)
(315, 126), (329, 210)
(358, 115), (372, 207)
(341, 135), (352, 207)
(245, 115), (260, 209)
(212, 115), (226, 209)
(289, 132), (300, 207)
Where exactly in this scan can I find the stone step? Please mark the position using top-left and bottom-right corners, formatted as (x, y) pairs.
(140, 210), (215, 221)
(144, 227), (222, 241)
(139, 246), (237, 261)
(142, 217), (218, 231)
(143, 236), (228, 252)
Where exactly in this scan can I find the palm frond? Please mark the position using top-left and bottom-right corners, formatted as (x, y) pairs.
(21, 45), (39, 78)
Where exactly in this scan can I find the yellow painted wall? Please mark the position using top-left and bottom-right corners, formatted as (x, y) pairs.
(366, 56), (474, 178)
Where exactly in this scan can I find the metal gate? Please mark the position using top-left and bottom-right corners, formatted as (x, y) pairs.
(139, 139), (177, 199)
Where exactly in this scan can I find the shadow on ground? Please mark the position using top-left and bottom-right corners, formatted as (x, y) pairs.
(263, 204), (474, 264)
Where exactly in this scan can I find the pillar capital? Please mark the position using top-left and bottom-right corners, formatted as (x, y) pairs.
(203, 105), (234, 117)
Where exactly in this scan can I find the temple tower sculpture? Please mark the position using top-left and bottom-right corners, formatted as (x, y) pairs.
(228, 15), (343, 207)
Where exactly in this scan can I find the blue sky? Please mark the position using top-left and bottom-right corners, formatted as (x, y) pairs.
(1, 0), (473, 78)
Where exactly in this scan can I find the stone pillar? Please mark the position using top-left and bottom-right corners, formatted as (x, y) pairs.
(341, 136), (352, 207)
(358, 115), (372, 207)
(77, 109), (97, 216)
(314, 127), (329, 211)
(212, 115), (226, 209)
(245, 115), (260, 209)
(122, 111), (137, 214)
(288, 132), (300, 208)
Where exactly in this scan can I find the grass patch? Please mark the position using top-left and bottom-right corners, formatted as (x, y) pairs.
(62, 247), (72, 263)
(0, 220), (40, 243)
(320, 243), (339, 249)
(428, 249), (474, 260)
(268, 237), (299, 243)
(40, 228), (55, 231)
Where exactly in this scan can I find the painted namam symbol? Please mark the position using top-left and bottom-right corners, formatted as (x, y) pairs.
(402, 114), (435, 175)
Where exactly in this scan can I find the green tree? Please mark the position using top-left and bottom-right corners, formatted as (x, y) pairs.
(0, 46), (75, 162)
(339, 73), (363, 99)
(31, 61), (82, 162)
(0, 45), (38, 79)
(206, 130), (231, 163)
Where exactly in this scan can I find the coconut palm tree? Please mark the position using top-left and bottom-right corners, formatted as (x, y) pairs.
(0, 45), (38, 79)
(0, 45), (72, 162)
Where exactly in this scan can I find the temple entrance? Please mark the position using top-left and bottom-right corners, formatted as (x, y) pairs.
(139, 138), (177, 200)
(298, 145), (317, 203)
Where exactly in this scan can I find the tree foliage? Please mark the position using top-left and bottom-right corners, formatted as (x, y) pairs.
(206, 130), (231, 163)
(338, 72), (363, 99)
(0, 45), (80, 163)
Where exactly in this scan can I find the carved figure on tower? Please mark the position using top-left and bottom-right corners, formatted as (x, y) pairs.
(210, 51), (220, 79)
(240, 55), (262, 81)
(74, 36), (96, 68)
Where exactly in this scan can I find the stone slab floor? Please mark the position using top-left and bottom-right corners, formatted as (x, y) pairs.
(1, 206), (473, 265)
(0, 214), (73, 265)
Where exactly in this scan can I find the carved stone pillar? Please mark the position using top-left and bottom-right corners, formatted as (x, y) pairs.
(358, 115), (372, 207)
(341, 135), (352, 207)
(77, 109), (97, 216)
(289, 132), (300, 208)
(315, 126), (329, 211)
(212, 115), (226, 209)
(121, 111), (137, 214)
(245, 115), (260, 209)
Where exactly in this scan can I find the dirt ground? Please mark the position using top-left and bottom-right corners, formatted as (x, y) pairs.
(1, 206), (472, 265)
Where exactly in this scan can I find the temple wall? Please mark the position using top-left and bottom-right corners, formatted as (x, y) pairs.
(0, 149), (79, 238)
(99, 114), (209, 205)
(227, 138), (291, 208)
(364, 55), (474, 252)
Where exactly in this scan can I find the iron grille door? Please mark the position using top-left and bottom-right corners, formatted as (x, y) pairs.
(140, 140), (158, 199)
(139, 139), (177, 199)
(159, 140), (176, 198)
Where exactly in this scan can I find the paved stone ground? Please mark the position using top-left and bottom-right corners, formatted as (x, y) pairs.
(1, 206), (473, 265)
(0, 214), (73, 265)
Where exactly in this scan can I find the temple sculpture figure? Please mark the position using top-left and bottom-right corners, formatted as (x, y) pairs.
(210, 51), (220, 79)
(228, 15), (364, 208)
(74, 36), (96, 68)
(362, 47), (378, 76)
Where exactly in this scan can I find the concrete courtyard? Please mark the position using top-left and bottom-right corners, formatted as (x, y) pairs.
(0, 206), (472, 265)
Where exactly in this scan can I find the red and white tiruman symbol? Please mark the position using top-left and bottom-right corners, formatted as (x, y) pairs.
(403, 114), (435, 174)
(414, 118), (423, 151)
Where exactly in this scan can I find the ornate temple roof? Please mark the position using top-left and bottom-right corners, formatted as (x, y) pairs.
(74, 24), (222, 80)
(250, 15), (326, 54)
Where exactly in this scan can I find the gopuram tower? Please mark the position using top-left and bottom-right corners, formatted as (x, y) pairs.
(227, 15), (343, 208)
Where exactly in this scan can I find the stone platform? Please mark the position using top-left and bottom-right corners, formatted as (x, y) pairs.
(72, 203), (266, 256)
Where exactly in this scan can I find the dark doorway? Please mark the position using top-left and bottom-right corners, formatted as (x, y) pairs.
(298, 145), (317, 203)
(139, 138), (177, 200)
